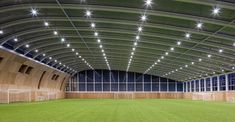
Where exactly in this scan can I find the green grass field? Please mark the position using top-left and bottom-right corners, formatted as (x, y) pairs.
(1, 99), (235, 122)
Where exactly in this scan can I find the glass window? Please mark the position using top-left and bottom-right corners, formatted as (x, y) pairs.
(160, 78), (167, 91)
(219, 75), (226, 91)
(168, 80), (176, 92)
(195, 80), (199, 92)
(191, 81), (194, 92)
(152, 76), (159, 91)
(212, 77), (218, 91)
(206, 78), (211, 91)
(177, 82), (183, 92)
(200, 79), (204, 92)
(228, 73), (235, 90)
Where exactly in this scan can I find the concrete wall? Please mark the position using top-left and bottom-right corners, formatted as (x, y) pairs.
(0, 49), (70, 103)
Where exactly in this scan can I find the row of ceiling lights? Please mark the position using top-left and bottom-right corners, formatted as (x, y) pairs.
(1, 8), (95, 73)
(126, 0), (153, 72)
(0, 2), (233, 76)
(85, 9), (111, 70)
(144, 5), (235, 81)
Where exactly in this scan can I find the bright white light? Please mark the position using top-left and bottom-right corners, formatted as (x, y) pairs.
(54, 60), (57, 62)
(219, 49), (223, 53)
(232, 67), (235, 70)
(94, 32), (98, 36)
(199, 58), (202, 62)
(72, 49), (75, 52)
(49, 57), (52, 60)
(196, 22), (203, 29)
(67, 44), (70, 47)
(91, 23), (95, 28)
(14, 38), (18, 42)
(222, 69), (224, 72)
(212, 6), (221, 16)
(101, 49), (104, 52)
(191, 62), (194, 65)
(31, 8), (38, 16)
(43, 54), (46, 56)
(76, 52), (79, 55)
(97, 39), (101, 43)
(134, 42), (137, 46)
(44, 22), (49, 27)
(177, 41), (181, 45)
(53, 31), (58, 35)
(35, 49), (38, 53)
(103, 53), (106, 56)
(145, 0), (153, 7)
(185, 33), (191, 39)
(165, 52), (168, 55)
(79, 56), (81, 58)
(208, 54), (212, 58)
(170, 47), (174, 51)
(133, 47), (136, 51)
(138, 27), (142, 32)
(99, 45), (102, 48)
(136, 36), (140, 40)
(131, 52), (134, 55)
(0, 30), (3, 34)
(141, 15), (147, 21)
(213, 72), (215, 74)
(61, 38), (65, 42)
(25, 44), (30, 48)
(185, 65), (188, 67)
(157, 59), (160, 62)
(85, 10), (91, 17)
(161, 56), (164, 59)
(233, 43), (235, 47)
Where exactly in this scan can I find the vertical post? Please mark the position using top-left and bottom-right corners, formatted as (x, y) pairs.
(109, 70), (111, 93)
(204, 78), (206, 92)
(194, 80), (196, 92)
(93, 70), (95, 92)
(167, 79), (169, 92)
(199, 80), (201, 92)
(85, 70), (87, 92)
(210, 77), (213, 92)
(225, 74), (229, 91)
(217, 76), (220, 92)
(126, 72), (128, 92)
(159, 77), (161, 92)
(101, 70), (103, 92)
(189, 81), (191, 92)
(151, 75), (152, 92)
(77, 73), (79, 91)
(185, 82), (188, 93)
(142, 75), (144, 92)
(134, 72), (136, 92)
(175, 81), (177, 92)
(118, 71), (119, 92)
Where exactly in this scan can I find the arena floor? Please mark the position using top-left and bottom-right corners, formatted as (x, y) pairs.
(0, 99), (235, 122)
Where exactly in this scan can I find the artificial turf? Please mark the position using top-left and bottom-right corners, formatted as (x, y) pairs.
(0, 99), (235, 122)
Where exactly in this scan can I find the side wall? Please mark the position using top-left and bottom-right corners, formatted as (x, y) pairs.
(66, 92), (183, 99)
(0, 49), (70, 103)
(183, 92), (235, 102)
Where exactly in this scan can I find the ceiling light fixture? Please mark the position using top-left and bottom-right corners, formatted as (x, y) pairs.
(212, 6), (221, 16)
(31, 8), (38, 16)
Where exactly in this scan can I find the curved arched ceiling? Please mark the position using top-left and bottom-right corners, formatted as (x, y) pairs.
(0, 0), (235, 81)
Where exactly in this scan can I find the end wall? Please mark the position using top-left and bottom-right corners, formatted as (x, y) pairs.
(0, 49), (70, 103)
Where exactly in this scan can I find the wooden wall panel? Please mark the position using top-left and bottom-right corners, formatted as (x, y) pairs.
(66, 92), (184, 99)
(183, 92), (235, 102)
(0, 49), (70, 103)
